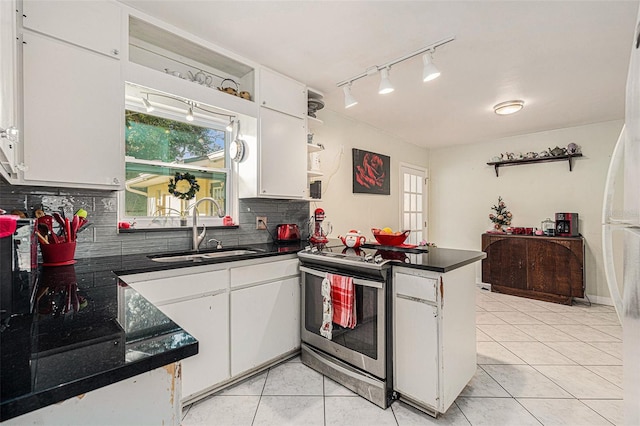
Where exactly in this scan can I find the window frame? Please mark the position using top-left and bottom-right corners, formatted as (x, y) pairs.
(119, 95), (236, 229)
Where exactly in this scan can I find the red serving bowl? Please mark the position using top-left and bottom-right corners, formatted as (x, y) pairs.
(371, 228), (411, 246)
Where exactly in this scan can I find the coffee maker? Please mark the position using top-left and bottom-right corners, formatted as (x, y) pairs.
(555, 213), (579, 237)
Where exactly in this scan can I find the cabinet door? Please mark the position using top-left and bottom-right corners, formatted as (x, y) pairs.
(394, 295), (439, 409)
(158, 294), (229, 401)
(483, 237), (527, 289)
(259, 107), (307, 198)
(22, 0), (121, 58)
(527, 239), (583, 297)
(230, 277), (300, 376)
(0, 0), (17, 174)
(22, 32), (123, 188)
(259, 68), (306, 118)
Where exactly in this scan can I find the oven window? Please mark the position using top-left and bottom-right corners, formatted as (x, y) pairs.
(304, 274), (378, 359)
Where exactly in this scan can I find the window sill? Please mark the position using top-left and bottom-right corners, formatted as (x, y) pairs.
(118, 225), (239, 233)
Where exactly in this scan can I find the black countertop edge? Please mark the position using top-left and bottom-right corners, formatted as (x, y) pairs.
(1, 339), (198, 422)
(395, 250), (486, 273)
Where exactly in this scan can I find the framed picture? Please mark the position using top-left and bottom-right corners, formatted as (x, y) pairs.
(352, 148), (390, 195)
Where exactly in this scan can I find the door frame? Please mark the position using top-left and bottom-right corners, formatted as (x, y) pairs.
(398, 162), (428, 244)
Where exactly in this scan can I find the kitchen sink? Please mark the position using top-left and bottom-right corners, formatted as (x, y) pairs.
(149, 248), (264, 263)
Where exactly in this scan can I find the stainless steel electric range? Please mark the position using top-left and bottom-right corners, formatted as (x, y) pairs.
(298, 242), (428, 408)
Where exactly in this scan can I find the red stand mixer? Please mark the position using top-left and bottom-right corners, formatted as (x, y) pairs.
(309, 208), (332, 245)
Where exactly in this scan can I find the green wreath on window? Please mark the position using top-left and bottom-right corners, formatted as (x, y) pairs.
(168, 172), (200, 200)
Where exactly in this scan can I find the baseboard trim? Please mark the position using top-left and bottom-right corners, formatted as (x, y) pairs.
(579, 294), (614, 306)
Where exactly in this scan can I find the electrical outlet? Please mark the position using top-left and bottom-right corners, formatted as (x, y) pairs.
(256, 216), (267, 230)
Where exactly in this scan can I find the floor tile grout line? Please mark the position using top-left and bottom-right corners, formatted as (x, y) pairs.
(322, 374), (327, 426)
(250, 367), (270, 426)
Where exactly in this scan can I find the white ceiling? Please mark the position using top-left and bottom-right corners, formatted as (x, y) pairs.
(119, 1), (639, 149)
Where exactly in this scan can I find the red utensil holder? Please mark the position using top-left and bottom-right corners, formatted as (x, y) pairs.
(40, 241), (76, 266)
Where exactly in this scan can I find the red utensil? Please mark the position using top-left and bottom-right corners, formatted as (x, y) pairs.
(64, 218), (71, 243)
(70, 215), (80, 241)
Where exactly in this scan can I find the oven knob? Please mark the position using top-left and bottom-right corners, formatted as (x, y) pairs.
(364, 254), (373, 262)
(374, 254), (383, 264)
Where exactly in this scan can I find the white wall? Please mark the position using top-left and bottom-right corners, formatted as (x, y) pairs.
(428, 119), (623, 302)
(310, 109), (429, 238)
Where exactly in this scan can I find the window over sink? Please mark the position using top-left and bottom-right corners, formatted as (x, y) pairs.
(120, 84), (234, 229)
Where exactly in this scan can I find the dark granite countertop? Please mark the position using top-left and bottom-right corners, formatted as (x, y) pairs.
(0, 242), (304, 422)
(381, 247), (486, 273)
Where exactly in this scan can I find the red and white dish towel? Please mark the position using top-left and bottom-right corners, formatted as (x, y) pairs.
(320, 273), (357, 340)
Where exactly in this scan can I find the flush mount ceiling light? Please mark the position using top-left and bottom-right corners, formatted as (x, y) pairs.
(336, 36), (455, 108)
(422, 51), (441, 82)
(378, 68), (394, 95)
(493, 100), (525, 115)
(343, 84), (358, 108)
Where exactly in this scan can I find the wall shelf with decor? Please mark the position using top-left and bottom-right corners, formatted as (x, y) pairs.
(487, 154), (583, 177)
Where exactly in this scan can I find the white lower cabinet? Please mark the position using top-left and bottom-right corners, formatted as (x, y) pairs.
(120, 255), (300, 404)
(158, 293), (229, 399)
(393, 264), (477, 417)
(230, 276), (300, 376)
(122, 268), (229, 402)
(394, 294), (439, 408)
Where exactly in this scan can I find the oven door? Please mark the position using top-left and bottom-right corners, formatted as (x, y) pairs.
(300, 264), (386, 379)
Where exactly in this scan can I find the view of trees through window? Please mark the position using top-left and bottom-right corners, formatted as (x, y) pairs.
(124, 110), (228, 221)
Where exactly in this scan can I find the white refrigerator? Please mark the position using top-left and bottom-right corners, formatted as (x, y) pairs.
(602, 6), (640, 425)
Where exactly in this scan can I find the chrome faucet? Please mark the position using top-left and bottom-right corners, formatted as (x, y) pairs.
(192, 197), (225, 251)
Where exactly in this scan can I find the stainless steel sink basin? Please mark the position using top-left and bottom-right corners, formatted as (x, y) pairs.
(149, 249), (263, 263)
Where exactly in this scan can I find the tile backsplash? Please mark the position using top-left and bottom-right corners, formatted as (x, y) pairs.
(0, 181), (310, 259)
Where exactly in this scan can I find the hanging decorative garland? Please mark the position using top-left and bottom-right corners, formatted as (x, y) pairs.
(168, 172), (200, 200)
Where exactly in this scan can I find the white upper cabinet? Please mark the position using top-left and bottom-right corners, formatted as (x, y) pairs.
(21, 32), (123, 187)
(238, 67), (308, 199)
(0, 0), (18, 177)
(15, 0), (124, 189)
(258, 107), (307, 198)
(259, 68), (306, 118)
(22, 0), (121, 58)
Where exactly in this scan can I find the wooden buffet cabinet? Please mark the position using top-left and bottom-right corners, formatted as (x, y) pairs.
(481, 233), (584, 304)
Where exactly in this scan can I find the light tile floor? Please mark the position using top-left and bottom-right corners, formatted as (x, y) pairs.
(182, 288), (623, 425)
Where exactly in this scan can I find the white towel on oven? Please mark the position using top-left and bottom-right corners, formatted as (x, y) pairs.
(320, 275), (333, 340)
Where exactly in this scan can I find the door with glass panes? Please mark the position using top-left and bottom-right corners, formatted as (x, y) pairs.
(400, 164), (427, 245)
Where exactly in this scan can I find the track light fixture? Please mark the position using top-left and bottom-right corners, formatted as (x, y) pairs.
(142, 95), (154, 112)
(343, 84), (358, 108)
(337, 36), (455, 108)
(140, 93), (235, 126)
(186, 103), (194, 121)
(378, 68), (394, 95)
(422, 51), (440, 82)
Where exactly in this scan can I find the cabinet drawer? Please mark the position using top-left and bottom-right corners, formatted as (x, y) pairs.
(395, 272), (438, 303)
(230, 258), (299, 288)
(128, 269), (228, 304)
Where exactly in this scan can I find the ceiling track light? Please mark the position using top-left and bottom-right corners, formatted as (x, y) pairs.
(336, 35), (455, 107)
(142, 95), (154, 112)
(493, 100), (525, 115)
(140, 92), (235, 124)
(186, 102), (194, 121)
(343, 84), (358, 108)
(378, 68), (394, 95)
(422, 51), (441, 82)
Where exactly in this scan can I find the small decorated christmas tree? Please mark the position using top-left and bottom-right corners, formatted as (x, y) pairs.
(489, 196), (512, 231)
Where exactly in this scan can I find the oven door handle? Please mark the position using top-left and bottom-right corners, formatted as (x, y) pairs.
(300, 266), (383, 289)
